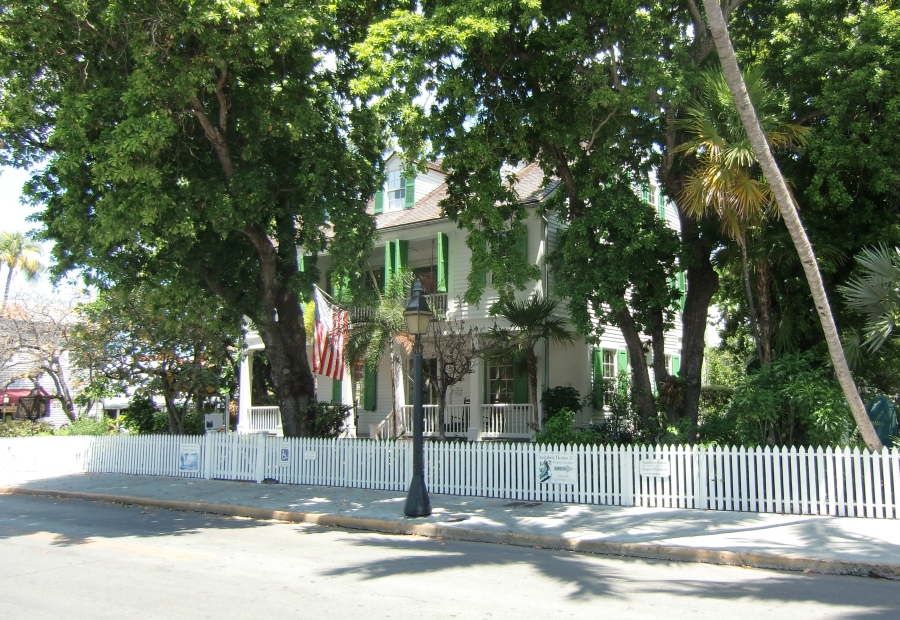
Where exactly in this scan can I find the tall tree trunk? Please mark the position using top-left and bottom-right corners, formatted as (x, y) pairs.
(528, 351), (539, 428)
(755, 258), (774, 366)
(2, 266), (13, 313)
(678, 216), (720, 442)
(738, 230), (765, 366)
(701, 0), (883, 451)
(242, 222), (315, 437)
(617, 307), (656, 434)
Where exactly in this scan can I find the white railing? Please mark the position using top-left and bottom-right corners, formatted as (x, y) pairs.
(3, 437), (900, 519)
(244, 406), (282, 435)
(481, 404), (535, 438)
(399, 405), (470, 436)
(369, 411), (404, 440)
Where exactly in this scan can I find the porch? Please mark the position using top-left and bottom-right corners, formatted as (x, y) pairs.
(369, 403), (537, 441)
(241, 403), (537, 440)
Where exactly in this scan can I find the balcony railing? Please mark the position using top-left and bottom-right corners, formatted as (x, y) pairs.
(347, 293), (448, 325)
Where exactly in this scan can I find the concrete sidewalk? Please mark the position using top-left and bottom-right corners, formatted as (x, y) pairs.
(2, 472), (900, 579)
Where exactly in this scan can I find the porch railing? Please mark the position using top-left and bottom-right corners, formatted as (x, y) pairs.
(399, 404), (470, 436)
(243, 406), (282, 436)
(481, 404), (535, 438)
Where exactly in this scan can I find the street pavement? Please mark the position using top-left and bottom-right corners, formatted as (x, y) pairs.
(1, 493), (899, 619)
(2, 471), (900, 579)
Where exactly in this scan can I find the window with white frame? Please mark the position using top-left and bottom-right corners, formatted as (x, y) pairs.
(487, 363), (514, 404)
(601, 349), (618, 407)
(386, 170), (406, 211)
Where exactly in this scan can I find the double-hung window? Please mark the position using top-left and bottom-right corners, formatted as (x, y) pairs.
(386, 171), (406, 211)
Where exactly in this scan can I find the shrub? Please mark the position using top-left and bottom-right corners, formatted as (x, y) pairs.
(0, 420), (55, 437)
(541, 386), (582, 422)
(58, 414), (117, 436)
(534, 409), (608, 445)
(121, 395), (159, 434)
(304, 401), (351, 438)
(726, 352), (854, 447)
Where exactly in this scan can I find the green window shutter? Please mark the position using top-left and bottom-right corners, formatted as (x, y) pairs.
(331, 379), (343, 404)
(395, 239), (409, 272)
(363, 365), (377, 411)
(384, 241), (395, 288)
(513, 370), (529, 404)
(641, 185), (649, 203)
(437, 232), (449, 293)
(617, 349), (628, 375)
(678, 271), (686, 312)
(299, 254), (305, 272)
(592, 348), (604, 408)
(672, 354), (681, 377)
(374, 190), (384, 214)
(657, 193), (666, 219)
(404, 176), (415, 209)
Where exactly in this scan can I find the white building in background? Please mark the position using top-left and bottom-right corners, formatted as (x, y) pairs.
(238, 154), (684, 439)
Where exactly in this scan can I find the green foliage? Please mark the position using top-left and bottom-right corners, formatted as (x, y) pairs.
(57, 415), (118, 436)
(550, 182), (681, 341)
(73, 285), (239, 434)
(303, 401), (351, 439)
(0, 420), (55, 437)
(839, 245), (900, 355)
(703, 347), (745, 389)
(541, 386), (582, 422)
(120, 395), (160, 435)
(534, 409), (605, 446)
(726, 353), (854, 447)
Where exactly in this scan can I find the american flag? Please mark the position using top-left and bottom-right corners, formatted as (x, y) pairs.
(312, 286), (348, 380)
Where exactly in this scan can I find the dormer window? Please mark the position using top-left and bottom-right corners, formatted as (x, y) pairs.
(386, 171), (406, 211)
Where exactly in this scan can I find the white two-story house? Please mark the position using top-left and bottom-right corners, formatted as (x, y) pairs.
(238, 153), (683, 439)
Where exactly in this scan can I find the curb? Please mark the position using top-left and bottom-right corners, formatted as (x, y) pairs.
(3, 485), (899, 580)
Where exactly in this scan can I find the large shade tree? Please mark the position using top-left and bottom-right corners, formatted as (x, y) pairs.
(0, 0), (389, 436)
(700, 0), (883, 451)
(677, 67), (808, 367)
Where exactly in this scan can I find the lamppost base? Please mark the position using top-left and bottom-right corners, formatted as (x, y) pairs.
(404, 473), (432, 517)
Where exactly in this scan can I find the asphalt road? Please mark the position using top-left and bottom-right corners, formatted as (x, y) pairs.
(2, 495), (899, 619)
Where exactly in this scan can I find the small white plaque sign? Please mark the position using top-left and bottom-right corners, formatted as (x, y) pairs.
(304, 450), (317, 461)
(178, 443), (201, 474)
(279, 444), (291, 467)
(537, 451), (577, 485)
(640, 459), (671, 477)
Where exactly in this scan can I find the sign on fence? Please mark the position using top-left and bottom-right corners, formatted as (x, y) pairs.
(537, 451), (577, 485)
(178, 443), (201, 473)
(279, 444), (291, 467)
(304, 450), (317, 461)
(639, 458), (671, 477)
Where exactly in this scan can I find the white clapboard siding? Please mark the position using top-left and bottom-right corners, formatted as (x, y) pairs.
(2, 436), (899, 519)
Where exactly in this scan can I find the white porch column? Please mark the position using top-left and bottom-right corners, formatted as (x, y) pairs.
(467, 358), (484, 442)
(342, 366), (357, 438)
(237, 352), (253, 434)
(535, 354), (544, 431)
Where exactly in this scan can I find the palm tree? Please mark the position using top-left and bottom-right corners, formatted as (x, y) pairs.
(839, 245), (900, 362)
(0, 231), (44, 313)
(479, 295), (576, 427)
(701, 0), (883, 451)
(344, 268), (414, 438)
(677, 67), (807, 366)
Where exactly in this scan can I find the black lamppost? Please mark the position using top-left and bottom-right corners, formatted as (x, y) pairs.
(403, 278), (432, 517)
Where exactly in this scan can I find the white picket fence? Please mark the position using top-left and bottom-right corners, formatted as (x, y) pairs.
(2, 436), (899, 519)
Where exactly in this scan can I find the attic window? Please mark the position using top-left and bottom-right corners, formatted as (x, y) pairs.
(386, 171), (406, 211)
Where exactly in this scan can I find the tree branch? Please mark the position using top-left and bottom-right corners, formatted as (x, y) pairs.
(190, 95), (234, 183)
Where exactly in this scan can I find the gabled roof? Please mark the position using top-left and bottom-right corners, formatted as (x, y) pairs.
(372, 162), (559, 232)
